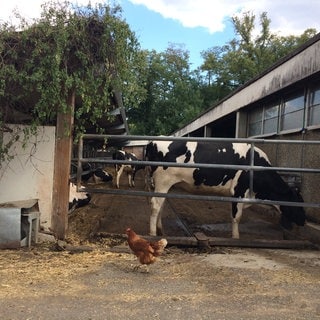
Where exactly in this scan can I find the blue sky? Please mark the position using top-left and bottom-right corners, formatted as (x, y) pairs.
(120, 0), (234, 69)
(1, 0), (320, 70)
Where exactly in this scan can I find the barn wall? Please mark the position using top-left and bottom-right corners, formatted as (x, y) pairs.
(255, 129), (320, 223)
(123, 145), (145, 160)
(0, 125), (56, 231)
(300, 130), (320, 222)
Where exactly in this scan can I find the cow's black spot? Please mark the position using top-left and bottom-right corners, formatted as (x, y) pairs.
(185, 150), (191, 163)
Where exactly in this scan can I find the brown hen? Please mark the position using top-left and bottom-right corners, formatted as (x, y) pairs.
(126, 228), (167, 265)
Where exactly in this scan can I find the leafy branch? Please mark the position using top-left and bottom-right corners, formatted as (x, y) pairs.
(0, 1), (145, 164)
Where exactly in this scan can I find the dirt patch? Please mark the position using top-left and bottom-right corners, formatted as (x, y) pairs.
(1, 171), (320, 319)
(1, 243), (320, 319)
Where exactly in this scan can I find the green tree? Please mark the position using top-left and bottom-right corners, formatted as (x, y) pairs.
(128, 44), (203, 135)
(0, 1), (145, 163)
(200, 12), (317, 104)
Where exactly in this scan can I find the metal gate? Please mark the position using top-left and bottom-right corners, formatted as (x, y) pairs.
(76, 134), (320, 209)
(75, 134), (320, 248)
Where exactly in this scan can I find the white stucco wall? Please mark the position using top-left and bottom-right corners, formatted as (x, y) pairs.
(0, 125), (56, 231)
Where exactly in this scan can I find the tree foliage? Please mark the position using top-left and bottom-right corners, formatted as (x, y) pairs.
(1, 4), (318, 155)
(200, 12), (317, 103)
(127, 44), (203, 135)
(0, 1), (145, 163)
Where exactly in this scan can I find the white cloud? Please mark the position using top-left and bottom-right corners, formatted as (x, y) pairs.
(129, 0), (320, 35)
(129, 0), (241, 33)
(1, 0), (319, 36)
(0, 0), (102, 26)
(0, 0), (39, 25)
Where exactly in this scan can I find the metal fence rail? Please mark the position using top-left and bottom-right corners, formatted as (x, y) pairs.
(80, 134), (320, 145)
(76, 134), (320, 209)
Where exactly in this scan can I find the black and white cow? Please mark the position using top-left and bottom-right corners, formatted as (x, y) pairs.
(69, 182), (91, 212)
(145, 140), (306, 238)
(92, 168), (113, 183)
(112, 150), (143, 188)
(72, 163), (112, 184)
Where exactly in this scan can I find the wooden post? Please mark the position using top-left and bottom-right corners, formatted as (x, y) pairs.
(51, 92), (75, 239)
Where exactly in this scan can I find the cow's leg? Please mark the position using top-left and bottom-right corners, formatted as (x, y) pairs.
(150, 170), (179, 235)
(128, 171), (135, 187)
(150, 196), (166, 235)
(231, 202), (244, 239)
(144, 166), (154, 191)
(131, 169), (136, 188)
(115, 165), (124, 188)
(128, 173), (132, 187)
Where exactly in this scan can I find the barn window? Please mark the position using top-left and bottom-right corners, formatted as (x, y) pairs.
(248, 102), (279, 137)
(263, 104), (279, 134)
(248, 108), (262, 136)
(308, 85), (320, 127)
(280, 93), (305, 132)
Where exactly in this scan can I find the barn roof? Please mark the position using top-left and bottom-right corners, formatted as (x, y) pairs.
(82, 91), (129, 136)
(2, 90), (129, 136)
(172, 32), (320, 137)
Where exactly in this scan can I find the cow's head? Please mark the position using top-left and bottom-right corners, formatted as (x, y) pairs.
(145, 142), (163, 161)
(280, 188), (306, 229)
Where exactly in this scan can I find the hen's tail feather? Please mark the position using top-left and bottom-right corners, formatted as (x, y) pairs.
(151, 238), (168, 256)
(159, 238), (168, 248)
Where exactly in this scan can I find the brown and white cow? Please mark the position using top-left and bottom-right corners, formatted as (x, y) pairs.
(145, 140), (306, 238)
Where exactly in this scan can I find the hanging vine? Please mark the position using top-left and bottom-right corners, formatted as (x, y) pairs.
(0, 1), (146, 164)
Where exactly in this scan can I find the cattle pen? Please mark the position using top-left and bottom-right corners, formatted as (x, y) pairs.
(74, 134), (320, 249)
